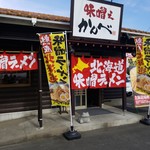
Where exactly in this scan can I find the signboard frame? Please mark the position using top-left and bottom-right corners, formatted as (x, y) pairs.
(70, 0), (123, 42)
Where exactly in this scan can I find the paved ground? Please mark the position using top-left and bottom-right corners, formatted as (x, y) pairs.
(105, 94), (148, 116)
(1, 123), (150, 150)
(0, 103), (144, 147)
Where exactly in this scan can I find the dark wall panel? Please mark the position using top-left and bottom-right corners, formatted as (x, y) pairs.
(0, 68), (51, 113)
(103, 88), (122, 99)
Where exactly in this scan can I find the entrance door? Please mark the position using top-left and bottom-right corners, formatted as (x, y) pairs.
(87, 89), (99, 107)
(74, 90), (87, 109)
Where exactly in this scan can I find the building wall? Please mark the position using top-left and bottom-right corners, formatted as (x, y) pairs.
(0, 23), (52, 113)
(0, 22), (132, 113)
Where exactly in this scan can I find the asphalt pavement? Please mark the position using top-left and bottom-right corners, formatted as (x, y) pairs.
(0, 102), (144, 147)
(0, 123), (150, 150)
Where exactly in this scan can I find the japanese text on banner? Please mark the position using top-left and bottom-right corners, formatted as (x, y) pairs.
(0, 52), (38, 71)
(134, 37), (150, 95)
(39, 33), (70, 106)
(71, 54), (126, 89)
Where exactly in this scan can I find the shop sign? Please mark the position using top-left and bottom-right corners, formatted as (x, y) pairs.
(71, 54), (126, 89)
(0, 52), (38, 71)
(70, 0), (123, 41)
(38, 33), (70, 106)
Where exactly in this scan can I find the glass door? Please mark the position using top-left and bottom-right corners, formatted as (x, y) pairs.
(74, 89), (87, 109)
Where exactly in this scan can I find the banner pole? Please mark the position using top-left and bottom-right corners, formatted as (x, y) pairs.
(140, 101), (150, 125)
(63, 31), (81, 140)
(147, 102), (150, 118)
(65, 31), (73, 128)
(38, 50), (43, 128)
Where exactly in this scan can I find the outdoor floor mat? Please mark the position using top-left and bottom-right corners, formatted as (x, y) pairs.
(76, 107), (113, 116)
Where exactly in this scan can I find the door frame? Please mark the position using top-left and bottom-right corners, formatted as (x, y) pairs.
(74, 89), (87, 110)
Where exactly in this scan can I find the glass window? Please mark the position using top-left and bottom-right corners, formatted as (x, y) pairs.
(75, 96), (81, 106)
(0, 71), (30, 87)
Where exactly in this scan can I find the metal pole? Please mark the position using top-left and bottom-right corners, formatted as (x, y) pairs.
(122, 87), (127, 111)
(38, 49), (43, 128)
(140, 101), (150, 125)
(64, 31), (74, 129)
(122, 50), (127, 113)
(63, 31), (81, 140)
(147, 102), (150, 118)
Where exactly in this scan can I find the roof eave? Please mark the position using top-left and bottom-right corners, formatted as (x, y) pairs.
(1, 13), (150, 36)
(0, 14), (70, 30)
(122, 29), (150, 37)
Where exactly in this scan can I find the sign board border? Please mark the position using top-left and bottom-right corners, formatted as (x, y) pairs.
(70, 0), (123, 42)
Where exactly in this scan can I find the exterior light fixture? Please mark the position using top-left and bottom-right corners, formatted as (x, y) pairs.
(31, 18), (37, 26)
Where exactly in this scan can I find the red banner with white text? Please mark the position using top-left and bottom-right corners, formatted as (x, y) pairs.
(71, 54), (126, 89)
(0, 52), (38, 71)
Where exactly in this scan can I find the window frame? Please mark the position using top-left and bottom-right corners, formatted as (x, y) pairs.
(0, 71), (31, 88)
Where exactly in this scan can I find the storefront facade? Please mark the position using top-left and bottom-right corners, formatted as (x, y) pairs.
(0, 8), (70, 114)
(0, 7), (150, 117)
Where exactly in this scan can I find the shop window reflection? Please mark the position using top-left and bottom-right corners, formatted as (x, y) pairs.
(0, 71), (30, 87)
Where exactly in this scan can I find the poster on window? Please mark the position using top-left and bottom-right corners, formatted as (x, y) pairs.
(0, 52), (38, 71)
(39, 33), (70, 106)
(70, 0), (123, 41)
(71, 54), (126, 89)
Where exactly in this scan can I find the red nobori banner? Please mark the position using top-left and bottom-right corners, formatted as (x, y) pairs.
(71, 54), (126, 89)
(0, 52), (38, 71)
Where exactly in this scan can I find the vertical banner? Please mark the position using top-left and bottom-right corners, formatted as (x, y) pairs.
(39, 33), (70, 106)
(133, 37), (150, 107)
(135, 37), (150, 95)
